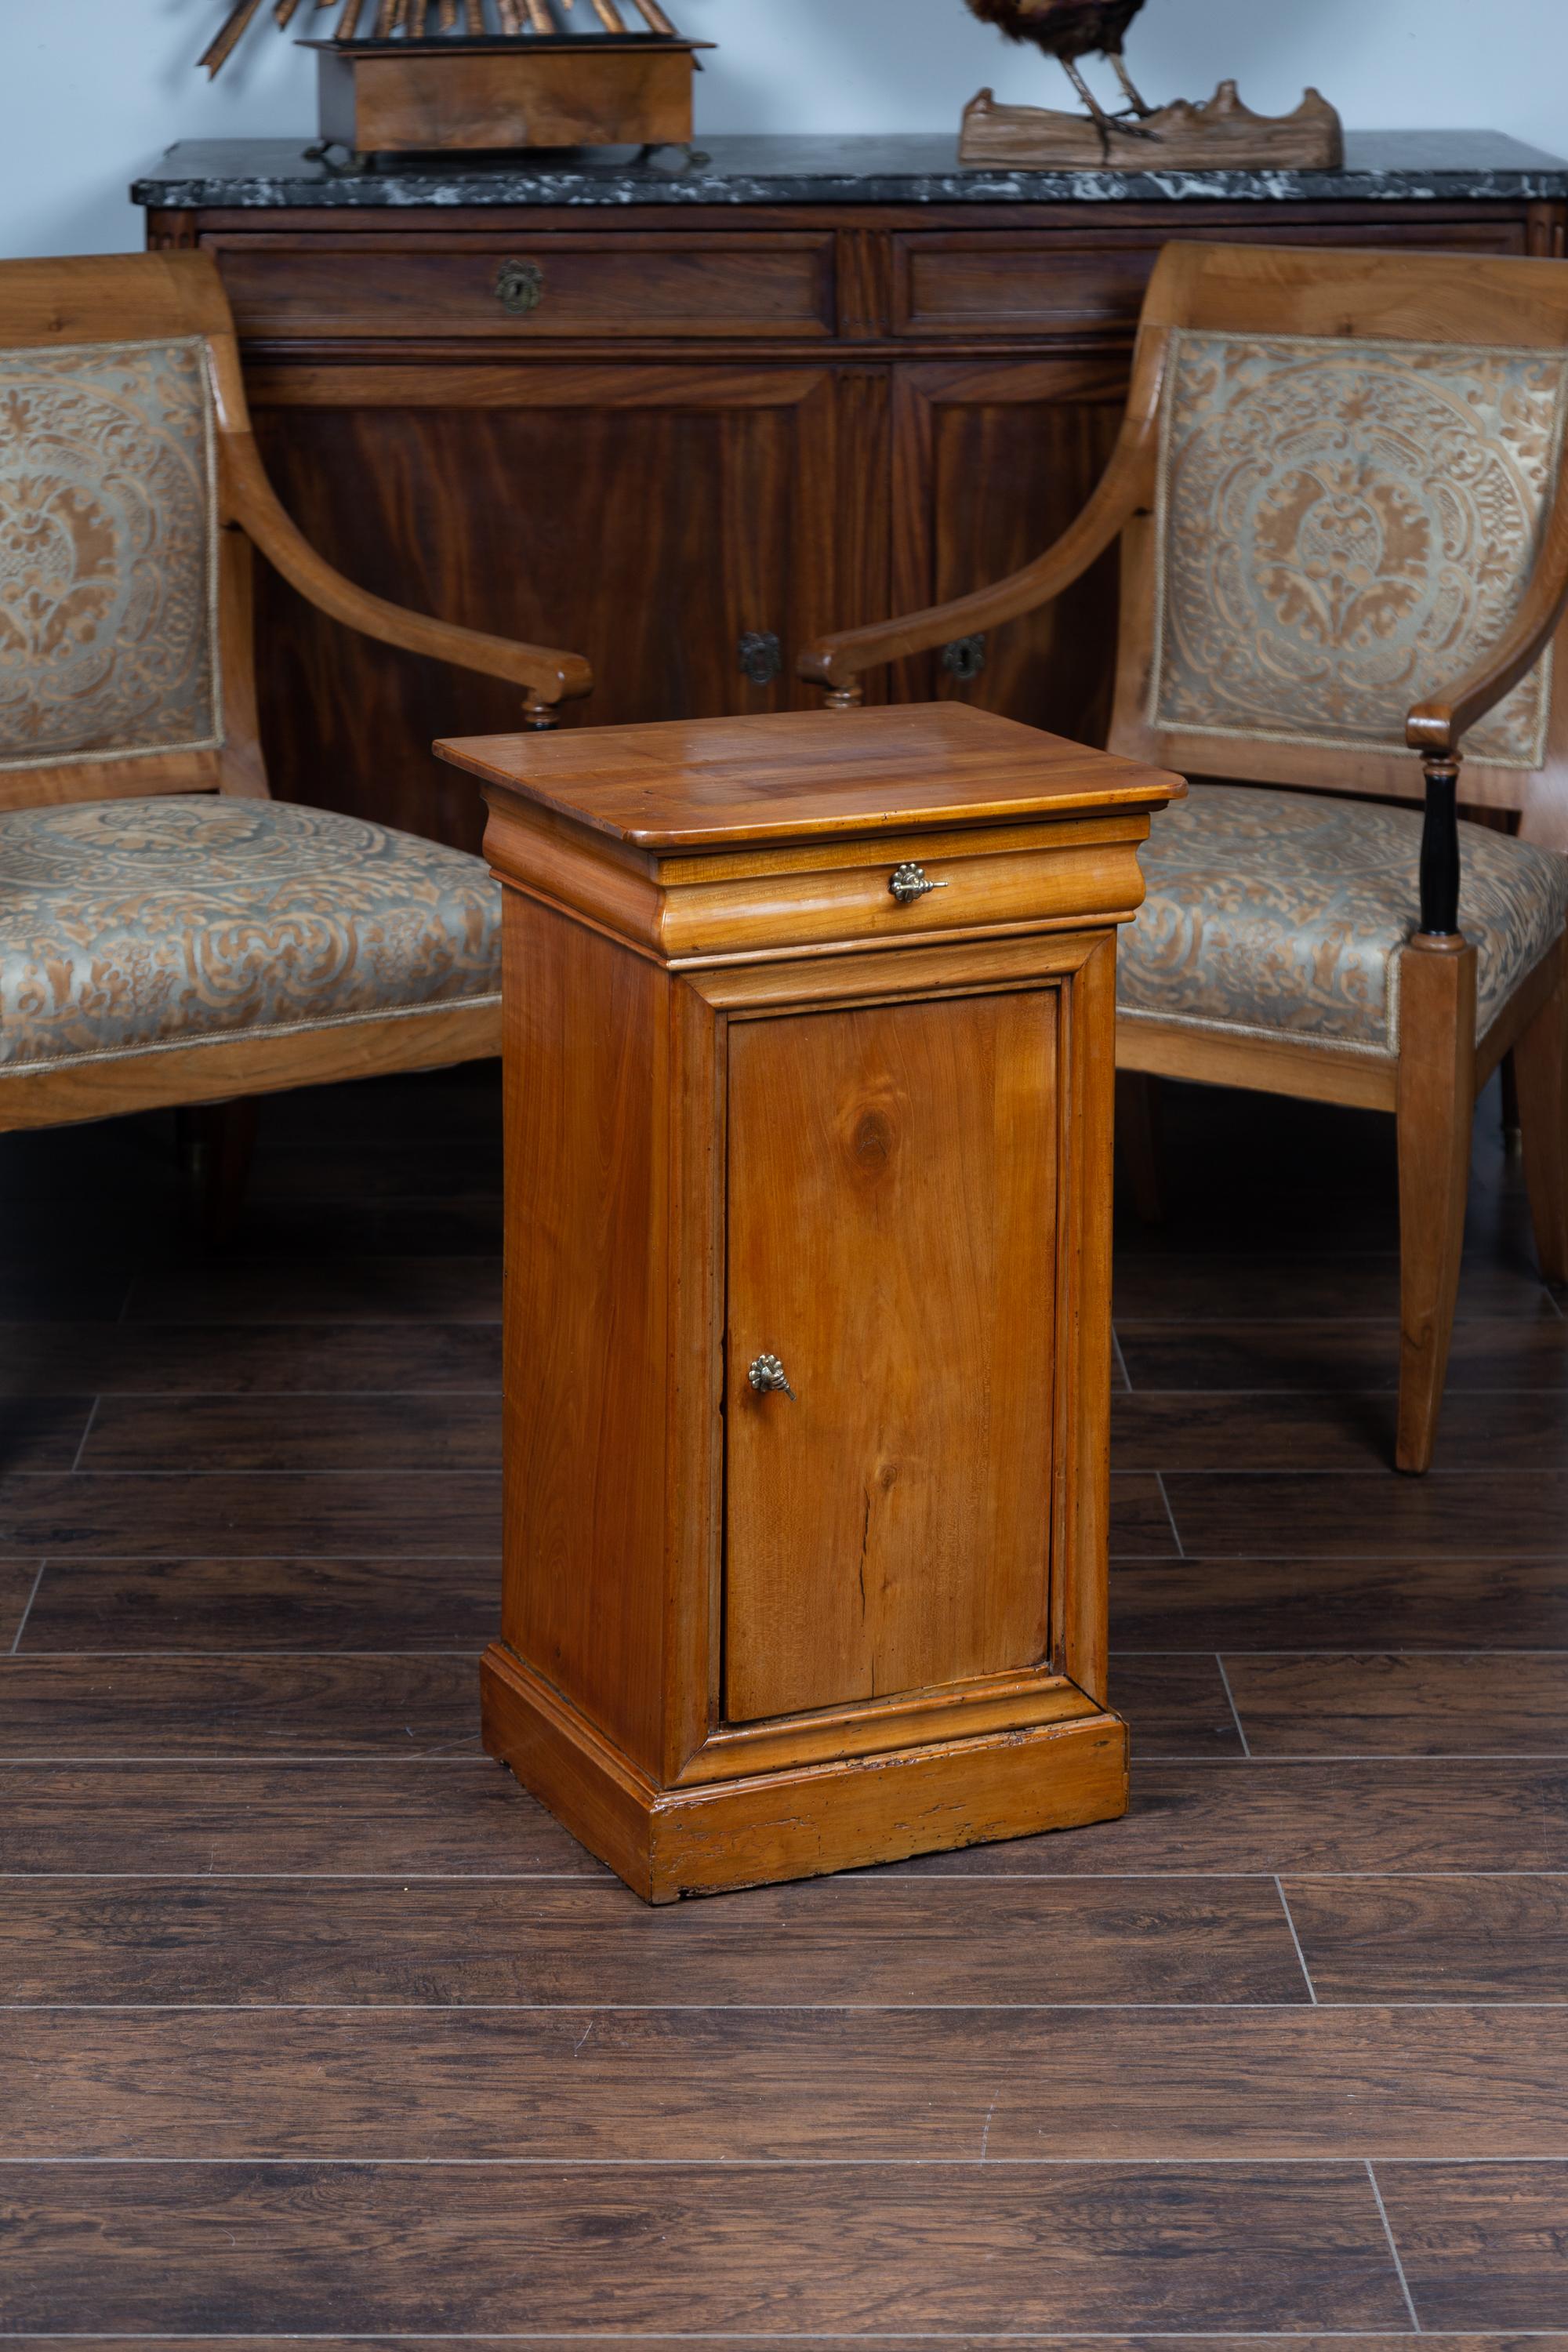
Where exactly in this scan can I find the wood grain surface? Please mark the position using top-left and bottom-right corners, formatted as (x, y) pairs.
(14, 1554), (497, 1651)
(0, 1877), (1305, 2007)
(2, 2007), (1562, 2161)
(725, 989), (1057, 1718)
(2, 2162), (1411, 2333)
(2, 1060), (1566, 2330)
(441, 701), (1179, 847)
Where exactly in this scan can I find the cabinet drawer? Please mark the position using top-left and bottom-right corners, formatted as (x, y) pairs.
(889, 222), (1534, 339)
(488, 806), (1152, 963)
(656, 817), (1149, 961)
(891, 238), (1154, 339)
(214, 233), (836, 342)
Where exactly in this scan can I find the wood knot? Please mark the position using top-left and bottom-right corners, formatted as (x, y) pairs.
(852, 1109), (895, 1170)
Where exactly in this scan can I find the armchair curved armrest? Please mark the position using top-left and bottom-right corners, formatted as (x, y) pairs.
(1408, 461), (1568, 760)
(797, 337), (1167, 695)
(222, 432), (593, 710)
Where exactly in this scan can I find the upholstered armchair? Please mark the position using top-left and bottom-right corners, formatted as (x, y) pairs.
(0, 251), (591, 1196)
(800, 241), (1568, 1472)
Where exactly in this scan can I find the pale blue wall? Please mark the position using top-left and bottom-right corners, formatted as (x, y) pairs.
(3, 0), (1566, 258)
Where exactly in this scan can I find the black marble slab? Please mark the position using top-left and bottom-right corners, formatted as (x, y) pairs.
(133, 129), (1568, 212)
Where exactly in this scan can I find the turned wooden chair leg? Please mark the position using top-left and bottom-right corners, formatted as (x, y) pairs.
(1115, 1069), (1165, 1224)
(1500, 1050), (1523, 1156)
(1512, 932), (1568, 1287)
(1395, 936), (1478, 1474)
(177, 1097), (260, 1247)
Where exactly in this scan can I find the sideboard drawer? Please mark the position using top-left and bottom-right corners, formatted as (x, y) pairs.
(889, 220), (1536, 339)
(891, 237), (1155, 338)
(215, 233), (837, 342)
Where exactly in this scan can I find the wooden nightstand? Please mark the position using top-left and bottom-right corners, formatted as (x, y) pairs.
(437, 704), (1182, 1900)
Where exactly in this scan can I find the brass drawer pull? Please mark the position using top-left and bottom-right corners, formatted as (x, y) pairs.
(495, 259), (546, 316)
(889, 861), (948, 906)
(748, 1352), (796, 1399)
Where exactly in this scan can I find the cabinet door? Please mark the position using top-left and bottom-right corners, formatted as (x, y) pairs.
(889, 356), (1129, 746)
(724, 989), (1058, 1726)
(249, 362), (855, 852)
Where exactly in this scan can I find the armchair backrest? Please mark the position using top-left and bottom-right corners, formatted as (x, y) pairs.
(0, 253), (263, 814)
(1109, 244), (1568, 834)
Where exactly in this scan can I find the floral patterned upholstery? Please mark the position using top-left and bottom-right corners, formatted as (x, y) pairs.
(1152, 331), (1568, 768)
(1120, 784), (1568, 1057)
(0, 796), (500, 1073)
(0, 339), (220, 773)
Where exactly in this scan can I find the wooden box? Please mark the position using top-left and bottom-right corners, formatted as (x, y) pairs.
(313, 38), (703, 155)
(437, 705), (1182, 1900)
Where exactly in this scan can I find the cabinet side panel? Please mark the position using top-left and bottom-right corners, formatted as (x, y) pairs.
(501, 893), (668, 1773)
(724, 989), (1058, 1723)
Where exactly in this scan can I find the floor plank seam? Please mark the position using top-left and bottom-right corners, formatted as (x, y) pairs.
(1272, 1878), (1319, 2004)
(65, 1401), (100, 1475)
(1364, 2159), (1424, 2332)
(8, 1561), (48, 1656)
(18, 2004), (1561, 2023)
(1214, 1657), (1251, 1757)
(6, 1650), (489, 1660)
(8, 2154), (1568, 2168)
(1152, 1475), (1185, 1555)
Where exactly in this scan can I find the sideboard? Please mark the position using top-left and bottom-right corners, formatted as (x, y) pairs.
(139, 132), (1568, 852)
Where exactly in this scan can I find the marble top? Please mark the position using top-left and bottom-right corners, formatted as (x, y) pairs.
(132, 130), (1568, 210)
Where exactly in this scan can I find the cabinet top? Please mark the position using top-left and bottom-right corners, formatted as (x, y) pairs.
(437, 705), (1184, 850)
(133, 131), (1568, 212)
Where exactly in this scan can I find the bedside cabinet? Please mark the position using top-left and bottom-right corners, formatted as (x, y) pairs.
(437, 704), (1182, 1900)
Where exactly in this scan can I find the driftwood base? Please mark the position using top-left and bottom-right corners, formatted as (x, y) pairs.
(960, 78), (1345, 171)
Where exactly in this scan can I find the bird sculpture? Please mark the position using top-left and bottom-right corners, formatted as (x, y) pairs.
(964, 0), (1157, 146)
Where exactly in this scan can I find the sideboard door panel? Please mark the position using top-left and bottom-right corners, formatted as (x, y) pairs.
(250, 366), (844, 851)
(723, 989), (1058, 1725)
(891, 358), (1128, 747)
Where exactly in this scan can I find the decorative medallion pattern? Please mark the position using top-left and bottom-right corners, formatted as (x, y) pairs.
(0, 338), (219, 771)
(1152, 330), (1568, 767)
(0, 795), (500, 1070)
(1120, 782), (1568, 1054)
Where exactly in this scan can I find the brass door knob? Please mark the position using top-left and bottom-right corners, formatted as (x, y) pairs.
(495, 259), (546, 315)
(748, 1353), (796, 1399)
(889, 861), (947, 906)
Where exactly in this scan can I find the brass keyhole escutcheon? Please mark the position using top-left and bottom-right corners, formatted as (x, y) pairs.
(495, 259), (546, 316)
(748, 1352), (796, 1400)
(941, 633), (988, 683)
(738, 631), (784, 688)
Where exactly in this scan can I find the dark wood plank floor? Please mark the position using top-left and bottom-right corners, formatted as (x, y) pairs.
(3, 1064), (1566, 2337)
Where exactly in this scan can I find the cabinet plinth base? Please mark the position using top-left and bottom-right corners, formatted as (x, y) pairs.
(481, 1642), (1128, 1902)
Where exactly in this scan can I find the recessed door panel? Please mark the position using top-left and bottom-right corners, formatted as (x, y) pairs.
(724, 988), (1058, 1724)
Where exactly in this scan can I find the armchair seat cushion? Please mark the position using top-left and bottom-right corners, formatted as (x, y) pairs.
(0, 793), (500, 1073)
(1119, 782), (1568, 1058)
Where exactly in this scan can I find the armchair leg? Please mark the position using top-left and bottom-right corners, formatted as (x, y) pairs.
(1500, 1051), (1524, 1156)
(1395, 937), (1478, 1474)
(1512, 933), (1568, 1286)
(178, 1097), (259, 1248)
(1115, 1069), (1165, 1225)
